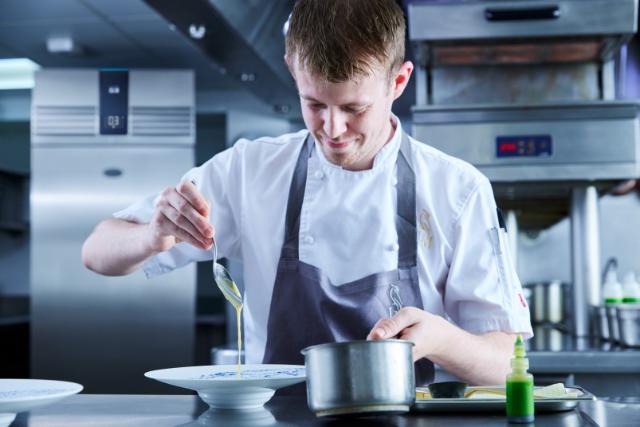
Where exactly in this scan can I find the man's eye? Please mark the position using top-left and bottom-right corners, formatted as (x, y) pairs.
(344, 106), (366, 114)
(308, 103), (324, 110)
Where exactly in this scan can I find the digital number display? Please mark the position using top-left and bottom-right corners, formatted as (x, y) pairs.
(496, 135), (552, 158)
(99, 70), (128, 135)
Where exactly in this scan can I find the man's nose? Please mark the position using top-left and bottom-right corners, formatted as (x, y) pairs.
(323, 109), (347, 139)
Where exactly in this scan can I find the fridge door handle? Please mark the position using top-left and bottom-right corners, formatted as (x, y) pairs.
(103, 168), (123, 178)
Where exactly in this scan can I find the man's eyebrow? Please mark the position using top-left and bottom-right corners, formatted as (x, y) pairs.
(300, 95), (368, 107)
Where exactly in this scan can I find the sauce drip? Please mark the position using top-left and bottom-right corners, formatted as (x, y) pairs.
(235, 305), (242, 376)
(217, 275), (243, 377)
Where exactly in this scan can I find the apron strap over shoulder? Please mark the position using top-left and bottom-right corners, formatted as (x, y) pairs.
(397, 132), (417, 269)
(281, 134), (313, 260)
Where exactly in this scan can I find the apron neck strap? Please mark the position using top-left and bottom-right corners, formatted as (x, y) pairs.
(282, 131), (417, 267)
(396, 132), (417, 268)
(281, 134), (313, 259)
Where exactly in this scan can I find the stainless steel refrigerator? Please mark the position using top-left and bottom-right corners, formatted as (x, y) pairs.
(30, 69), (196, 393)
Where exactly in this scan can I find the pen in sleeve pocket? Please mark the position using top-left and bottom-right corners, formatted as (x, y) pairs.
(497, 208), (507, 231)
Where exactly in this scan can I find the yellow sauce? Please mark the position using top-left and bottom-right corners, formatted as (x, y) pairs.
(216, 274), (243, 377)
(236, 305), (242, 376)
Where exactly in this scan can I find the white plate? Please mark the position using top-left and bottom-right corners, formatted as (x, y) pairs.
(145, 364), (306, 410)
(0, 379), (83, 427)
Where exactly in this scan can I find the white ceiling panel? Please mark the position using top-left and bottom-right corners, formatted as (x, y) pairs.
(79, 0), (158, 19)
(0, 42), (18, 58)
(0, 0), (274, 93)
(0, 20), (144, 65)
(0, 0), (97, 26)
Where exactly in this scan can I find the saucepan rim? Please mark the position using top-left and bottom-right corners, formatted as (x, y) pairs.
(301, 339), (414, 355)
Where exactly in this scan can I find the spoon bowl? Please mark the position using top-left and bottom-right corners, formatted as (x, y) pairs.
(213, 262), (243, 309)
(211, 239), (243, 309)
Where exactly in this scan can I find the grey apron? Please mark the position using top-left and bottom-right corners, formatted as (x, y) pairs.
(262, 131), (434, 388)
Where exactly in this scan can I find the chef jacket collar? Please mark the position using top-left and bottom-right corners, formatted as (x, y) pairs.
(312, 114), (402, 172)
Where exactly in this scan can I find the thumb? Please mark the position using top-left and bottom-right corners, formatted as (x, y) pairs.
(367, 307), (417, 340)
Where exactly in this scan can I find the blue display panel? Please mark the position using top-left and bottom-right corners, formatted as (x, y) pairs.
(496, 135), (552, 158)
(99, 69), (128, 135)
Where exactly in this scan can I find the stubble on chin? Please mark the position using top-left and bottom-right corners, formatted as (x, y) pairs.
(322, 149), (351, 168)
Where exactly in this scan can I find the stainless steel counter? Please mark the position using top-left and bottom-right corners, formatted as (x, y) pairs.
(526, 328), (640, 398)
(10, 394), (640, 426)
(527, 329), (640, 373)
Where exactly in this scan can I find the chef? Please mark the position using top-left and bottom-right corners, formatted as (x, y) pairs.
(82, 0), (532, 386)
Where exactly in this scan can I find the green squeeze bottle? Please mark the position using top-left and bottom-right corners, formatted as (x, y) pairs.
(506, 335), (534, 424)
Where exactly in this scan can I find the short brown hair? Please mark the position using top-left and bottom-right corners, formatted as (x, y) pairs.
(285, 0), (406, 82)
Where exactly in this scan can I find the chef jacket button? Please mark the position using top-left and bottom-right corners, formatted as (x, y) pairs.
(314, 170), (325, 180)
(388, 243), (399, 252)
(305, 235), (315, 245)
(391, 177), (398, 186)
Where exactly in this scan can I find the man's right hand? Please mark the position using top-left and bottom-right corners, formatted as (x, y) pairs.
(148, 180), (214, 253)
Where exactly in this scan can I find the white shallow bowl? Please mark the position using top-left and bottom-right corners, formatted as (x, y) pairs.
(145, 364), (305, 410)
(0, 379), (83, 427)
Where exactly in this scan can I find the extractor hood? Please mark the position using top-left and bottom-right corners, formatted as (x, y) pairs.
(144, 0), (299, 117)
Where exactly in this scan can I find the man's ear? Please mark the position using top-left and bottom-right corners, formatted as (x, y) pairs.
(284, 55), (296, 81)
(392, 61), (414, 100)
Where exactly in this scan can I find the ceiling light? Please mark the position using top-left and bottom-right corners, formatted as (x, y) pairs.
(189, 24), (206, 39)
(0, 58), (40, 90)
(46, 36), (84, 55)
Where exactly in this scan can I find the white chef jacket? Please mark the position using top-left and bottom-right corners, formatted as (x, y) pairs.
(114, 118), (533, 363)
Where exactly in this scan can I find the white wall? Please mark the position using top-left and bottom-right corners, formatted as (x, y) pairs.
(196, 89), (296, 147)
(517, 192), (640, 285)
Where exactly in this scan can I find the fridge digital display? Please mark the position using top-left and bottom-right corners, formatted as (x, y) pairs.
(496, 135), (552, 158)
(99, 70), (128, 135)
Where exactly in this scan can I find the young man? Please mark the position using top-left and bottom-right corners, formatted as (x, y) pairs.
(83, 0), (532, 385)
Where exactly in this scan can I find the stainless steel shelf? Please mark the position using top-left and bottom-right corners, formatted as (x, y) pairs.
(527, 330), (640, 373)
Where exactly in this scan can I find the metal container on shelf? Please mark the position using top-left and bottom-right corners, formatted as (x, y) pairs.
(591, 305), (610, 341)
(617, 304), (640, 347)
(526, 281), (567, 325)
(606, 305), (621, 343)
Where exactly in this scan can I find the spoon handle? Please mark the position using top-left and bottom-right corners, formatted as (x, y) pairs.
(190, 178), (217, 261)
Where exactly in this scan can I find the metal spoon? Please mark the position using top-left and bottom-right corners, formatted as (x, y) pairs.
(211, 238), (243, 310)
(189, 179), (243, 309)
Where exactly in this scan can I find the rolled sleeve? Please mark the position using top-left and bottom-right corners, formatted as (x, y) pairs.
(113, 193), (159, 224)
(444, 178), (533, 339)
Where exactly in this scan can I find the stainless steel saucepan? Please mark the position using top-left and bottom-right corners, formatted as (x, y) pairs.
(301, 339), (415, 417)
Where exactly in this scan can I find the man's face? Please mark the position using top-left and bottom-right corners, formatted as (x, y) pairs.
(289, 59), (412, 171)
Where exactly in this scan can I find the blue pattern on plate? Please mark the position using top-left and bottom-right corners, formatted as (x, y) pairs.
(0, 389), (70, 399)
(197, 367), (305, 380)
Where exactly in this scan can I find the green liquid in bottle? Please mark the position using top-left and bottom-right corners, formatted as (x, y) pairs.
(506, 378), (534, 423)
(506, 335), (534, 424)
